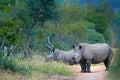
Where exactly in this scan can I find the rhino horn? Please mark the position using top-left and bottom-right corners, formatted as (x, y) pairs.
(46, 36), (54, 51)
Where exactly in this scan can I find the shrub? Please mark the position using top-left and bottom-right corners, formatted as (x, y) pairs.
(83, 28), (105, 43)
(0, 52), (74, 76)
(0, 51), (31, 75)
(33, 61), (74, 76)
(108, 49), (120, 80)
(25, 55), (75, 76)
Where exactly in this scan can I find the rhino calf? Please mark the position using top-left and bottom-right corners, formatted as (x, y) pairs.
(45, 48), (75, 65)
(72, 43), (113, 73)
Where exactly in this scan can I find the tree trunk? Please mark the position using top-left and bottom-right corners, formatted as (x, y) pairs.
(23, 35), (31, 58)
(0, 36), (6, 50)
(8, 45), (14, 56)
(58, 33), (63, 49)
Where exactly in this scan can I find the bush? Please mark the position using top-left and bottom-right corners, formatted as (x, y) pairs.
(0, 51), (31, 75)
(83, 28), (105, 43)
(0, 51), (74, 76)
(108, 49), (120, 80)
(28, 55), (75, 76)
(33, 61), (75, 76)
(17, 64), (31, 75)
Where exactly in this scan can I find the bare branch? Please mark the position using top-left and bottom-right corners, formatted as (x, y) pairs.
(47, 36), (54, 49)
(46, 45), (52, 51)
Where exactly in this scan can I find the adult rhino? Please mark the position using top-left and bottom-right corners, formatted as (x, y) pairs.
(45, 48), (75, 65)
(72, 43), (113, 73)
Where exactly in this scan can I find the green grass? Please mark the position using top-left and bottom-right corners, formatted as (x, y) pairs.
(33, 61), (74, 76)
(0, 52), (75, 77)
(19, 54), (75, 76)
(0, 51), (32, 75)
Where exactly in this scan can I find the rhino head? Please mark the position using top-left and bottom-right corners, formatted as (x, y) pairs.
(45, 54), (53, 62)
(45, 48), (60, 62)
(72, 45), (82, 63)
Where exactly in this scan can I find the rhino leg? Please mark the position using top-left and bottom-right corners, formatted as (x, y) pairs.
(86, 60), (91, 73)
(80, 62), (86, 72)
(103, 58), (110, 71)
(104, 49), (113, 71)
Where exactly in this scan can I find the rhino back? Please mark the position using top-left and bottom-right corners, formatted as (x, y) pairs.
(57, 50), (74, 62)
(63, 50), (74, 61)
(82, 44), (110, 63)
(57, 51), (65, 61)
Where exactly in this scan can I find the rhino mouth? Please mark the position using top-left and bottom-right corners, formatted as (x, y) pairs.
(69, 62), (74, 65)
(69, 61), (77, 65)
(72, 57), (78, 64)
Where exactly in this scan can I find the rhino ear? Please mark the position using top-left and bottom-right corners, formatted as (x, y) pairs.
(72, 45), (75, 49)
(52, 48), (55, 52)
(79, 46), (82, 49)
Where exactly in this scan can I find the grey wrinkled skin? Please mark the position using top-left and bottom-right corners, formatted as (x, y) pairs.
(45, 49), (75, 65)
(73, 43), (113, 73)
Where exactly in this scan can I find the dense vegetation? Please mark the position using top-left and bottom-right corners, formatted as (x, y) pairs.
(109, 14), (120, 79)
(0, 47), (74, 76)
(0, 0), (115, 52)
(0, 0), (120, 77)
(109, 49), (120, 80)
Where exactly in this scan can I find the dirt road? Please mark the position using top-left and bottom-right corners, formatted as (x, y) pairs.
(73, 65), (107, 80)
(49, 65), (108, 80)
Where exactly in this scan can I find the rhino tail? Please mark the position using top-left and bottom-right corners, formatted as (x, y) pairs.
(108, 47), (113, 63)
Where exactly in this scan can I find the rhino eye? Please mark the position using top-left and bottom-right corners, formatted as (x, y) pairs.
(52, 49), (55, 52)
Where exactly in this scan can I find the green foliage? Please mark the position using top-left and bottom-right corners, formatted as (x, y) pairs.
(34, 61), (74, 76)
(0, 0), (22, 47)
(83, 3), (114, 42)
(83, 28), (105, 43)
(12, 0), (58, 53)
(17, 64), (31, 75)
(0, 0), (115, 53)
(25, 0), (57, 24)
(109, 49), (120, 79)
(0, 11), (20, 36)
(110, 49), (120, 72)
(7, 54), (74, 76)
(111, 14), (120, 47)
(0, 51), (31, 75)
(28, 55), (74, 76)
(108, 14), (120, 79)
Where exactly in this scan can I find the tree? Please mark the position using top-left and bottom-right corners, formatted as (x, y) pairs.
(84, 3), (114, 42)
(111, 14), (120, 47)
(0, 0), (22, 50)
(15, 0), (57, 56)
